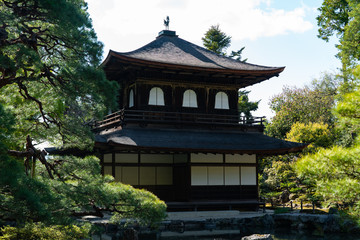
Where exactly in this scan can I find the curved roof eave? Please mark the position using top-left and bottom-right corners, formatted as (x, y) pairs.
(103, 50), (285, 77)
(102, 141), (306, 156)
(95, 128), (307, 156)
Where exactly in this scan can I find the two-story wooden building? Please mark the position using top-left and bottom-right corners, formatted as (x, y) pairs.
(94, 30), (305, 209)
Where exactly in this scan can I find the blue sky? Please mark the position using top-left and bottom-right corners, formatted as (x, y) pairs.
(86, 0), (341, 118)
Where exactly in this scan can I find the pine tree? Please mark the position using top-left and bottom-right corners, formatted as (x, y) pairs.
(0, 0), (166, 227)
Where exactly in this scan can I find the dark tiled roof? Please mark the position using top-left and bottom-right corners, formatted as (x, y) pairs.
(95, 127), (306, 155)
(105, 30), (284, 74)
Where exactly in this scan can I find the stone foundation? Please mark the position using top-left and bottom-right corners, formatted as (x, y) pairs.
(89, 211), (360, 239)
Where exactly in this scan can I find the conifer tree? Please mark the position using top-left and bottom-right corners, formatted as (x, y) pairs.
(0, 0), (166, 227)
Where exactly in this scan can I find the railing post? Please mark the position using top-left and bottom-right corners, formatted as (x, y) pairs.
(312, 201), (315, 213)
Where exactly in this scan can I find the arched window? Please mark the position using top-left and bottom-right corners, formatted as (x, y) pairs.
(148, 87), (165, 106)
(215, 92), (229, 109)
(129, 89), (134, 108)
(182, 89), (198, 108)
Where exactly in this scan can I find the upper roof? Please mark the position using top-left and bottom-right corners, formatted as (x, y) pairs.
(102, 30), (284, 84)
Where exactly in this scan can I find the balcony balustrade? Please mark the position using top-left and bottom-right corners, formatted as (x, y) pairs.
(93, 109), (265, 132)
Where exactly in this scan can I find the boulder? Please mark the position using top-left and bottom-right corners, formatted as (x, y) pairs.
(328, 207), (339, 215)
(123, 228), (138, 240)
(242, 234), (273, 240)
(279, 190), (290, 204)
(289, 193), (298, 200)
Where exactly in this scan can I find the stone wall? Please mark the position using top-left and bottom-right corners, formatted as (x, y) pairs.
(90, 212), (359, 239)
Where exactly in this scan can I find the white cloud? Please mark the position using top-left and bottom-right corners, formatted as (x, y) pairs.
(86, 0), (313, 53)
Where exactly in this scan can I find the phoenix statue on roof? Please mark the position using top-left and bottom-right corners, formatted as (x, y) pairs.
(164, 16), (169, 30)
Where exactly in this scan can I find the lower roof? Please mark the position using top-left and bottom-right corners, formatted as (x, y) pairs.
(95, 127), (306, 155)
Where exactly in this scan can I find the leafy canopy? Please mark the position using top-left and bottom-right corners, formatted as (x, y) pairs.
(0, 0), (118, 149)
(0, 0), (166, 228)
(266, 73), (339, 139)
(286, 122), (333, 152)
(295, 70), (360, 219)
(238, 90), (259, 119)
(318, 0), (360, 69)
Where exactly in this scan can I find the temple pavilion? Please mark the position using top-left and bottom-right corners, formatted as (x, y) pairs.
(93, 29), (305, 209)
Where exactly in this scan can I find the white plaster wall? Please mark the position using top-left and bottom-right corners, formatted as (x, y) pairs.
(115, 167), (122, 182)
(191, 153), (222, 163)
(241, 166), (257, 185)
(208, 167), (224, 185)
(103, 166), (112, 176)
(174, 154), (187, 163)
(156, 167), (173, 185)
(115, 153), (138, 163)
(140, 167), (156, 185)
(141, 154), (173, 163)
(225, 167), (240, 185)
(103, 153), (112, 163)
(122, 167), (139, 185)
(226, 154), (256, 163)
(191, 166), (207, 185)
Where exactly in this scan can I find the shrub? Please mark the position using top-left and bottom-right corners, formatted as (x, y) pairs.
(0, 222), (90, 240)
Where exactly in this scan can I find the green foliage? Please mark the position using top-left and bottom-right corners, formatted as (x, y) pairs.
(110, 183), (167, 227)
(0, 222), (91, 240)
(317, 0), (350, 42)
(295, 80), (360, 220)
(259, 154), (303, 201)
(333, 84), (360, 147)
(238, 90), (259, 119)
(229, 47), (248, 62)
(35, 156), (167, 226)
(261, 74), (340, 202)
(317, 0), (360, 69)
(0, 104), (14, 150)
(296, 146), (360, 206)
(274, 207), (291, 214)
(0, 104), (64, 224)
(0, 0), (166, 229)
(266, 73), (339, 139)
(286, 122), (333, 152)
(202, 25), (231, 55)
(202, 24), (247, 61)
(1, 154), (167, 225)
(0, 0), (119, 149)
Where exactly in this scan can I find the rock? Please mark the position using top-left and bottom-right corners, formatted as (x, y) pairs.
(123, 228), (138, 240)
(279, 190), (290, 204)
(242, 234), (273, 240)
(168, 220), (185, 233)
(261, 214), (274, 228)
(297, 222), (306, 230)
(204, 221), (216, 230)
(289, 193), (298, 200)
(328, 207), (339, 215)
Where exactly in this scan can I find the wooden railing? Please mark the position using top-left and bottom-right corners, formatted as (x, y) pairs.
(93, 109), (265, 131)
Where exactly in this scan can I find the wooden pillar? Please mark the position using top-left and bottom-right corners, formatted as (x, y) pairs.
(205, 87), (209, 113)
(112, 152), (115, 178)
(99, 152), (104, 175)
